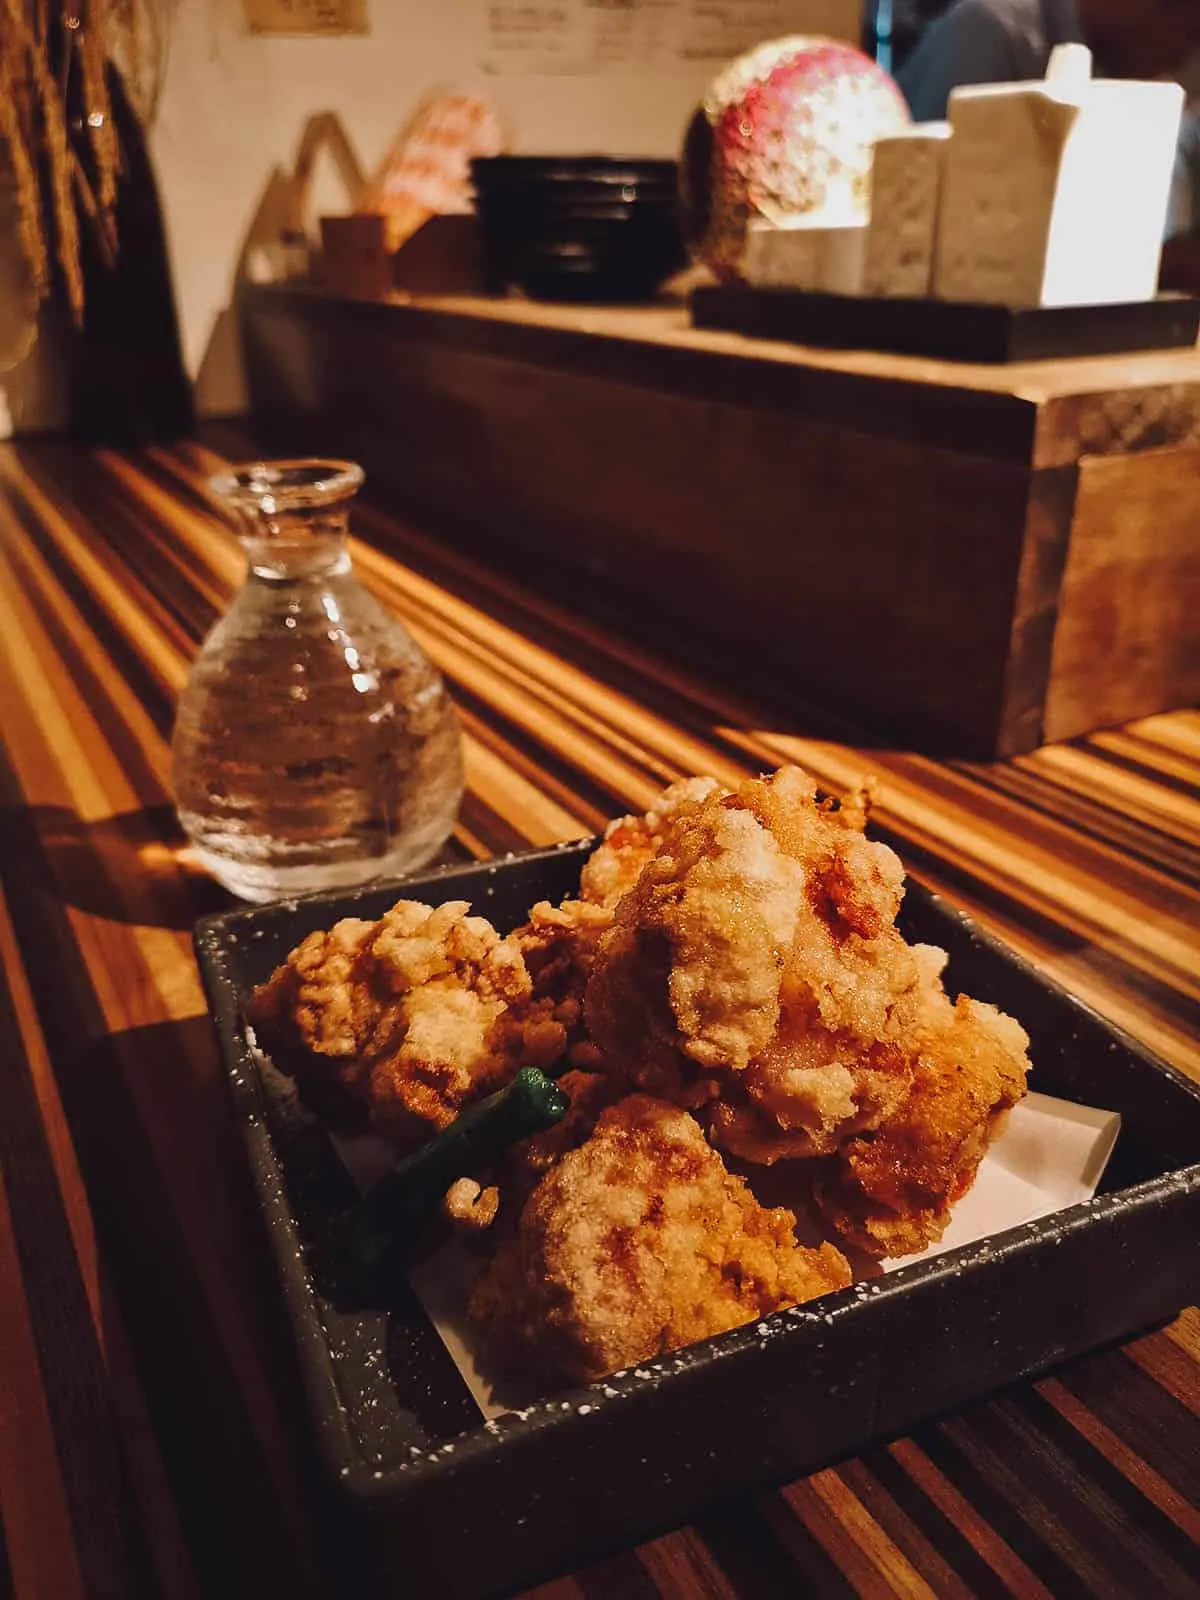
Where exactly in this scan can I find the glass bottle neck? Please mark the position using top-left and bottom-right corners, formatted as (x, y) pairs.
(243, 534), (352, 582)
(211, 459), (364, 582)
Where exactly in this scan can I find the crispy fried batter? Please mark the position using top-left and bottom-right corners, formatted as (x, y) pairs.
(708, 941), (951, 1165)
(444, 1177), (501, 1231)
(512, 897), (612, 1065)
(585, 766), (1029, 1170)
(585, 767), (937, 1157)
(247, 899), (568, 1150)
(578, 777), (725, 908)
(470, 1095), (851, 1384)
(367, 900), (563, 1146)
(245, 916), (391, 1100)
(509, 779), (729, 1070)
(815, 995), (1031, 1258)
(585, 797), (804, 1105)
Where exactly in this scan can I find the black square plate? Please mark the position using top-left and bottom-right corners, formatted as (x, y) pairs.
(195, 841), (1200, 1599)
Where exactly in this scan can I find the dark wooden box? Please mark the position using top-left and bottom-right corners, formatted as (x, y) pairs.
(239, 285), (1200, 757)
(195, 841), (1200, 1600)
(319, 214), (484, 300)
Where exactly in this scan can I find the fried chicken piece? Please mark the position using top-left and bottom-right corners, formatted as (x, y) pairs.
(505, 778), (728, 1069)
(585, 766), (934, 1157)
(247, 899), (569, 1151)
(244, 916), (394, 1102)
(470, 1095), (851, 1384)
(366, 900), (566, 1147)
(586, 765), (1032, 1179)
(586, 796), (805, 1105)
(708, 941), (951, 1165)
(815, 995), (1032, 1259)
(512, 897), (612, 1064)
(579, 777), (725, 908)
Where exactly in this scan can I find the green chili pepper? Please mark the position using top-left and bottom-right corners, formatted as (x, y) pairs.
(327, 1066), (569, 1282)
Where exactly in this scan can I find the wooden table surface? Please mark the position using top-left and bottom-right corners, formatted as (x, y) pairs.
(0, 436), (1196, 1600)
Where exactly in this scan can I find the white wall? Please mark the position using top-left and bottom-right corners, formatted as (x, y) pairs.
(0, 0), (862, 428)
(155, 0), (861, 414)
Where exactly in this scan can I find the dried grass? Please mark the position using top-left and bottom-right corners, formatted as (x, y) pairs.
(0, 0), (168, 365)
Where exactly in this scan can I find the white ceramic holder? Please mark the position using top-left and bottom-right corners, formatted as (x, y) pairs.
(742, 216), (868, 295)
(863, 122), (951, 298)
(933, 44), (1184, 308)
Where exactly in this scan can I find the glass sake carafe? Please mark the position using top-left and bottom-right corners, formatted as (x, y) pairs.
(172, 460), (463, 902)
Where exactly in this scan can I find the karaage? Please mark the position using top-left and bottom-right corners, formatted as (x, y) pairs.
(511, 778), (727, 1051)
(470, 1094), (851, 1383)
(247, 899), (568, 1150)
(512, 896), (612, 1061)
(250, 761), (1036, 1388)
(586, 766), (953, 1159)
(245, 915), (392, 1101)
(815, 994), (1031, 1258)
(578, 777), (725, 908)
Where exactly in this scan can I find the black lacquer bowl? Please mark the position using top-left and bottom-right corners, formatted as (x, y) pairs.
(195, 840), (1200, 1600)
(471, 156), (686, 301)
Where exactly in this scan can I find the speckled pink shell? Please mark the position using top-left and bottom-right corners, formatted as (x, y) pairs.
(688, 36), (910, 282)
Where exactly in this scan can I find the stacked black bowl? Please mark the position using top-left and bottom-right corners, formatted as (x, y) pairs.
(471, 156), (686, 303)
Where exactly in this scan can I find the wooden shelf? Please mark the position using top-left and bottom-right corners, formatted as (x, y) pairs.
(240, 283), (1200, 756)
(246, 283), (1200, 467)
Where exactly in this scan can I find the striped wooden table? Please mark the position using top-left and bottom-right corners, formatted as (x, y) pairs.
(0, 435), (1196, 1600)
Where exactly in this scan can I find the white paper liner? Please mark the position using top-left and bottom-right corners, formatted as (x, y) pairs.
(885, 1092), (1121, 1268)
(328, 1090), (1120, 1422)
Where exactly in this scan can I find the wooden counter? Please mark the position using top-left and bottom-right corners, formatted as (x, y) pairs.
(0, 434), (1197, 1598)
(241, 284), (1200, 758)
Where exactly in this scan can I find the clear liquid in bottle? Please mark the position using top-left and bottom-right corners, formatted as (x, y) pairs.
(172, 460), (464, 902)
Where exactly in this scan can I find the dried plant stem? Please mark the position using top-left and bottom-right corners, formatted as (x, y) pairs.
(81, 0), (118, 210)
(71, 148), (117, 266)
(0, 45), (49, 305)
(39, 14), (86, 319)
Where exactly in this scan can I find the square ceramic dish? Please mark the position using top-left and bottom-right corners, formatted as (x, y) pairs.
(194, 840), (1200, 1600)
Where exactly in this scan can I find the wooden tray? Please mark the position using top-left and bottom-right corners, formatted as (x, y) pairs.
(194, 841), (1200, 1599)
(691, 284), (1200, 363)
